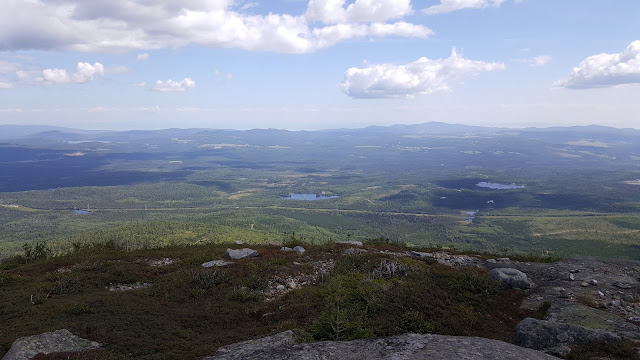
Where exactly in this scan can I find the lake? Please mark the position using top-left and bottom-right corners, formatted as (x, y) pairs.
(282, 193), (339, 200)
(476, 182), (525, 190)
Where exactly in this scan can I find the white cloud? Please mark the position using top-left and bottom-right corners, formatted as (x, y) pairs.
(306, 0), (413, 24)
(0, 81), (14, 89)
(133, 81), (147, 88)
(423, 0), (510, 15)
(137, 53), (149, 61)
(530, 55), (552, 67)
(0, 0), (430, 54)
(239, 2), (259, 11)
(558, 41), (640, 89)
(41, 62), (104, 84)
(515, 55), (552, 67)
(153, 78), (196, 92)
(341, 48), (505, 99)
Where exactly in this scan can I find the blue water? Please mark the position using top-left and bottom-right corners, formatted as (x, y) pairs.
(282, 193), (339, 200)
(476, 182), (525, 190)
(73, 210), (90, 215)
(464, 210), (478, 223)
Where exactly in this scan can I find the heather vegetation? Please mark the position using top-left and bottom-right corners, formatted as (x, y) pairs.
(0, 240), (544, 360)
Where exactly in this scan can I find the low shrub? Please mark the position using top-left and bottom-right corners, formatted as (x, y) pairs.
(65, 304), (97, 316)
(22, 241), (52, 262)
(229, 287), (264, 303)
(191, 268), (226, 292)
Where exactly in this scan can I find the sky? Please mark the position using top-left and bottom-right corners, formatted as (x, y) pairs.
(0, 0), (639, 130)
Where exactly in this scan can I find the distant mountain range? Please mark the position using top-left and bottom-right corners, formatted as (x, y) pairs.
(2, 122), (639, 141)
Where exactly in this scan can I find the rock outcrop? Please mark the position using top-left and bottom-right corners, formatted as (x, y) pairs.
(204, 332), (559, 360)
(2, 329), (100, 360)
(489, 257), (640, 356)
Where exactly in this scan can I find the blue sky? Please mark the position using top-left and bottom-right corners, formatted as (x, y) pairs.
(0, 0), (639, 130)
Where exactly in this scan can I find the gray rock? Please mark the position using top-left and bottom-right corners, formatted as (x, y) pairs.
(234, 240), (244, 245)
(209, 330), (295, 358)
(336, 241), (363, 246)
(2, 329), (100, 360)
(281, 247), (293, 252)
(293, 246), (306, 255)
(489, 268), (532, 290)
(204, 332), (558, 360)
(202, 260), (234, 268)
(411, 251), (434, 258)
(486, 259), (498, 264)
(225, 248), (259, 260)
(514, 318), (620, 351)
(497, 258), (511, 263)
(514, 302), (640, 355)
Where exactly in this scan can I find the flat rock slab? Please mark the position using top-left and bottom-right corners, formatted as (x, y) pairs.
(205, 332), (559, 360)
(514, 317), (620, 355)
(2, 329), (100, 360)
(545, 303), (640, 340)
(202, 260), (234, 268)
(225, 248), (259, 260)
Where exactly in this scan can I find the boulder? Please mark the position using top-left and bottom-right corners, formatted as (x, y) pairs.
(2, 329), (100, 360)
(293, 246), (306, 255)
(225, 248), (259, 260)
(204, 332), (559, 360)
(202, 260), (234, 268)
(489, 268), (532, 290)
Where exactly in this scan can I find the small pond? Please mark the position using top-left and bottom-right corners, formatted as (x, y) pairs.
(464, 210), (478, 223)
(476, 182), (525, 190)
(282, 193), (339, 200)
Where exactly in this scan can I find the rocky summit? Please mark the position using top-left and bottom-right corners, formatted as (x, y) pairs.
(204, 331), (559, 360)
(2, 241), (639, 360)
